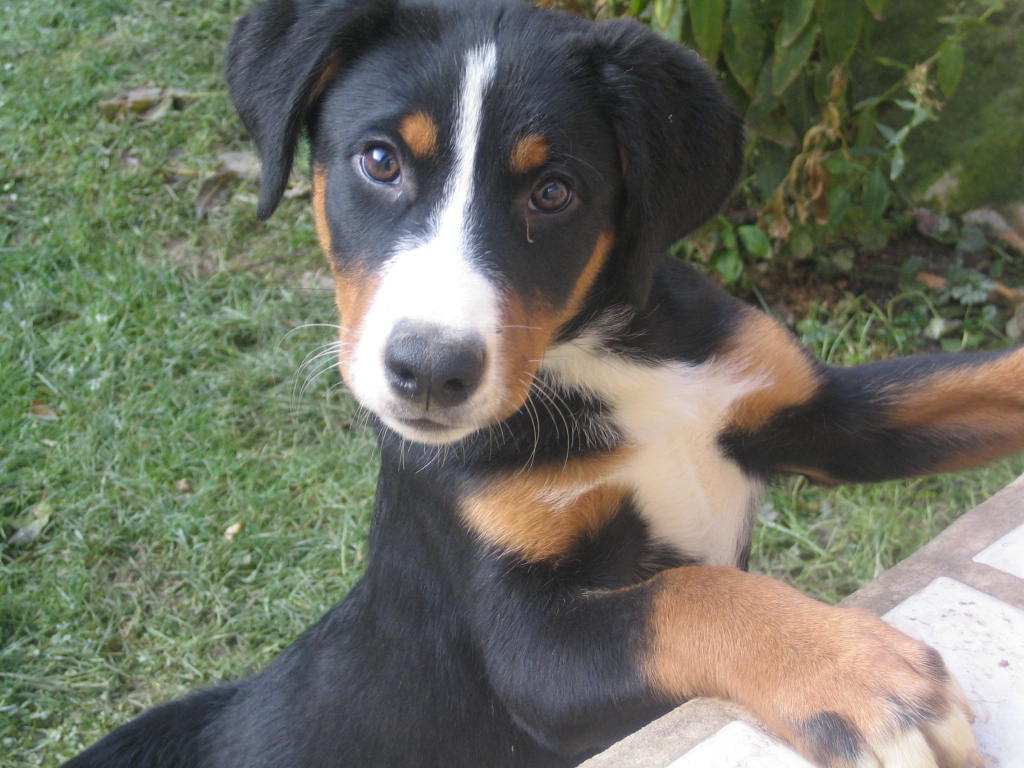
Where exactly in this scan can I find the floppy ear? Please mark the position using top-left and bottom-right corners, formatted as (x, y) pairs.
(225, 0), (396, 220)
(590, 19), (744, 308)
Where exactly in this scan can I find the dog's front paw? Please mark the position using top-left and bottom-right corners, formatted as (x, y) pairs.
(757, 608), (981, 768)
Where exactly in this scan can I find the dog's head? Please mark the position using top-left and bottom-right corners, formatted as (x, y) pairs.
(227, 0), (743, 445)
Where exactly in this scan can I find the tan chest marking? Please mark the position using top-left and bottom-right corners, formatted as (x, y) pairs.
(460, 449), (634, 563)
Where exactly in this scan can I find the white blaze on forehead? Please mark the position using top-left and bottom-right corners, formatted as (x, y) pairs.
(374, 42), (499, 331)
(348, 42), (503, 427)
(374, 41), (498, 328)
(438, 43), (497, 260)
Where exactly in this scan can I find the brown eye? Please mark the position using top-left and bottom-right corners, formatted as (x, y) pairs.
(529, 178), (572, 213)
(361, 145), (401, 183)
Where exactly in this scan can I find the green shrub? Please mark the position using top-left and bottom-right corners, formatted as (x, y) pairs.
(544, 0), (1008, 284)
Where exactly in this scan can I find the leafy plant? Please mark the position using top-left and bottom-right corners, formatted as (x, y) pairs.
(544, 0), (1010, 280)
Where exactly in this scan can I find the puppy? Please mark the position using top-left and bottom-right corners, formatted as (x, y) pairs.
(65, 0), (1022, 766)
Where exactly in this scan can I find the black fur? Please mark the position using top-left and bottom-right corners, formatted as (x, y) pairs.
(798, 712), (864, 766)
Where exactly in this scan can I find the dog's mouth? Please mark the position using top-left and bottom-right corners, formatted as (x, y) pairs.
(393, 415), (461, 439)
(379, 410), (487, 446)
(397, 416), (448, 432)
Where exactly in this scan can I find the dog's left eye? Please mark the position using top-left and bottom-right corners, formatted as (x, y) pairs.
(360, 145), (401, 184)
(529, 178), (573, 214)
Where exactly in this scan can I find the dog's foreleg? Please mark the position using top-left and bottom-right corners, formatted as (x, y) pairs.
(720, 307), (1024, 483)
(476, 565), (979, 767)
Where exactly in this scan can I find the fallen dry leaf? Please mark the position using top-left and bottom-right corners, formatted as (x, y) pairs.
(28, 401), (59, 421)
(195, 171), (238, 219)
(10, 501), (54, 545)
(284, 175), (311, 199)
(916, 271), (947, 291)
(217, 151), (260, 180)
(98, 87), (196, 123)
(193, 152), (262, 219)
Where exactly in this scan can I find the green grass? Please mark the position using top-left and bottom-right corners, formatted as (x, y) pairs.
(1, 3), (1021, 767)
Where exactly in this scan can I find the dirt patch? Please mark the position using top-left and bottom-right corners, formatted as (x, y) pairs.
(741, 232), (1024, 328)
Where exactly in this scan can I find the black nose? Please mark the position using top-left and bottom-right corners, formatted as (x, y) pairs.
(383, 322), (486, 409)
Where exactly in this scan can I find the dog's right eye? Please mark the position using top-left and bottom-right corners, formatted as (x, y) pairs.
(529, 177), (573, 214)
(360, 145), (401, 184)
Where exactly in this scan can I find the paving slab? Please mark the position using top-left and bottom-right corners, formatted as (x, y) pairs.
(583, 473), (1024, 768)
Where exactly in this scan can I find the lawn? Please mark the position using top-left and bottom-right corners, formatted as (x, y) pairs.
(1, 2), (1021, 767)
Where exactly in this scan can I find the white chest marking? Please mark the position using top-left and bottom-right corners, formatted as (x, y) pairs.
(542, 335), (765, 566)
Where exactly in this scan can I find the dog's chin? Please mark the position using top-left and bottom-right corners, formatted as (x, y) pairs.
(379, 413), (482, 446)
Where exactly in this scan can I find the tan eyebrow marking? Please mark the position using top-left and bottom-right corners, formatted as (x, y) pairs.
(510, 134), (550, 174)
(399, 111), (439, 158)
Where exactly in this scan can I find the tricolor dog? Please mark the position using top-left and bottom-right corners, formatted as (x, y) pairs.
(65, 0), (1024, 766)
